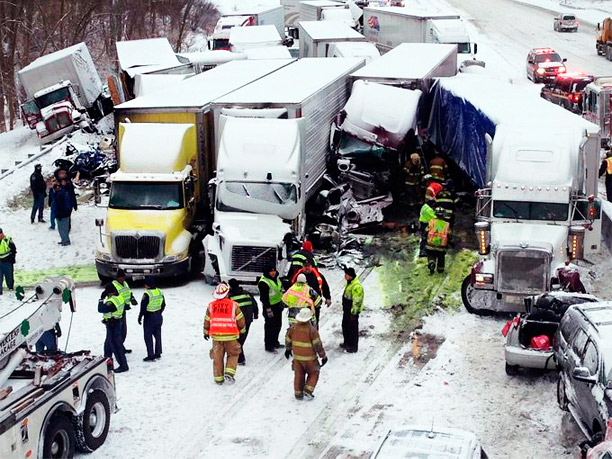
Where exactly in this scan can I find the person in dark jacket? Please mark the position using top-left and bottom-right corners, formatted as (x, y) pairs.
(258, 265), (284, 353)
(48, 180), (60, 230)
(291, 261), (331, 327)
(30, 164), (46, 224)
(287, 240), (318, 280)
(35, 323), (62, 353)
(138, 276), (166, 362)
(0, 228), (16, 295)
(599, 150), (612, 202)
(54, 179), (74, 246)
(229, 278), (259, 365)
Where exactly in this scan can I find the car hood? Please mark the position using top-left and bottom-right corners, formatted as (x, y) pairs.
(538, 61), (564, 69)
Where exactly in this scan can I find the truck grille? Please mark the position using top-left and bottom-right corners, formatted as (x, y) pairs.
(115, 235), (161, 259)
(231, 246), (276, 273)
(497, 250), (549, 294)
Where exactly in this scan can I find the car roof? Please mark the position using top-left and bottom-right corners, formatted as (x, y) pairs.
(555, 74), (594, 82)
(573, 302), (612, 338)
(374, 427), (479, 458)
(530, 47), (558, 54)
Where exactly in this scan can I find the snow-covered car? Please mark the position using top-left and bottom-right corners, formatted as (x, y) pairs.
(526, 48), (567, 83)
(372, 426), (486, 458)
(555, 302), (612, 447)
(554, 13), (579, 33)
(503, 292), (599, 376)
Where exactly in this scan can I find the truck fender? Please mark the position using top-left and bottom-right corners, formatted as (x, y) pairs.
(37, 401), (77, 455)
(82, 374), (116, 415)
(202, 235), (221, 284)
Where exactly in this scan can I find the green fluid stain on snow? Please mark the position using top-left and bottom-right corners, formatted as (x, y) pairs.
(14, 264), (98, 287)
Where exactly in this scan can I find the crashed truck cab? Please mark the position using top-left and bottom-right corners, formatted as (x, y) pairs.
(95, 123), (200, 280)
(203, 116), (305, 285)
(461, 125), (601, 314)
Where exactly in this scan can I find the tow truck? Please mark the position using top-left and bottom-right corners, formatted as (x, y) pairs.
(0, 277), (115, 458)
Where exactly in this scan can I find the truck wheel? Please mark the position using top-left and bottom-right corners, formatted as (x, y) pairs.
(75, 390), (111, 452)
(43, 414), (76, 459)
(557, 374), (569, 411)
(461, 275), (490, 315)
(505, 363), (519, 376)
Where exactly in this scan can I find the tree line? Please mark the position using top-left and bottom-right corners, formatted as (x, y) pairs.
(0, 0), (219, 132)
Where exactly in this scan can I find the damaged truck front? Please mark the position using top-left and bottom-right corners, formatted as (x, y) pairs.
(428, 74), (601, 314)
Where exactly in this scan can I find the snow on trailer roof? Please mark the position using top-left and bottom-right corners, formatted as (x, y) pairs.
(299, 20), (365, 40)
(301, 0), (344, 7)
(230, 25), (281, 45)
(116, 38), (180, 71)
(223, 4), (281, 15)
(244, 46), (292, 59)
(364, 6), (459, 20)
(116, 59), (293, 110)
(351, 43), (456, 81)
(19, 43), (89, 72)
(439, 73), (599, 133)
(214, 58), (364, 105)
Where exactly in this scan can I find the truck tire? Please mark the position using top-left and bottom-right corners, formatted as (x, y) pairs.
(43, 414), (76, 459)
(74, 390), (111, 452)
(461, 275), (488, 315)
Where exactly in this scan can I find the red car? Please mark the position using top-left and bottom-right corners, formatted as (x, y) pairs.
(526, 48), (567, 83)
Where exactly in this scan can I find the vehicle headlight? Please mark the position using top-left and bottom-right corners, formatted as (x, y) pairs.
(36, 122), (48, 136)
(96, 251), (112, 262)
(557, 66), (566, 73)
(475, 273), (494, 284)
(536, 68), (546, 75)
(164, 250), (188, 263)
(72, 110), (82, 122)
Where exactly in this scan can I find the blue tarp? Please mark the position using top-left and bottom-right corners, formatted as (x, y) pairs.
(427, 82), (496, 189)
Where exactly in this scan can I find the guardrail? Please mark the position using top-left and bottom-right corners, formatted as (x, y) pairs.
(0, 136), (68, 182)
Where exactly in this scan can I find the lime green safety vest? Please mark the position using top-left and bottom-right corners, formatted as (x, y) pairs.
(0, 237), (11, 260)
(231, 292), (253, 309)
(419, 204), (436, 224)
(258, 276), (283, 305)
(112, 280), (132, 304)
(343, 277), (365, 315)
(103, 295), (125, 320)
(145, 288), (164, 312)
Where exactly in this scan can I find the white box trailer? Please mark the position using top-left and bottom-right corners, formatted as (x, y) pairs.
(300, 0), (346, 22)
(299, 20), (366, 58)
(350, 42), (457, 91)
(212, 5), (285, 50)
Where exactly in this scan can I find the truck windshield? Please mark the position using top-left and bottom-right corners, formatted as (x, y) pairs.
(493, 201), (568, 221)
(35, 87), (71, 108)
(456, 42), (471, 54)
(217, 182), (298, 212)
(212, 39), (230, 50)
(109, 182), (183, 210)
(534, 53), (561, 64)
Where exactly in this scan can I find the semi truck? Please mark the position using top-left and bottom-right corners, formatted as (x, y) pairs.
(299, 21), (366, 58)
(95, 59), (293, 281)
(300, 1), (347, 22)
(328, 41), (380, 62)
(596, 17), (612, 59)
(363, 6), (475, 55)
(426, 74), (601, 314)
(229, 25), (283, 53)
(211, 5), (285, 51)
(0, 277), (116, 458)
(203, 57), (365, 285)
(583, 76), (612, 147)
(18, 43), (112, 144)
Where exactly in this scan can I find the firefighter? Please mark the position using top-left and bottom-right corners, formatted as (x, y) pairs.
(599, 149), (612, 202)
(204, 282), (246, 385)
(429, 152), (448, 182)
(282, 274), (318, 326)
(435, 179), (459, 224)
(341, 267), (364, 353)
(98, 284), (129, 373)
(138, 276), (166, 362)
(291, 260), (331, 327)
(258, 265), (285, 353)
(0, 228), (16, 295)
(424, 175), (444, 202)
(285, 308), (328, 400)
(426, 209), (451, 275)
(403, 153), (425, 206)
(111, 269), (138, 354)
(287, 240), (318, 280)
(228, 278), (259, 365)
(418, 198), (437, 257)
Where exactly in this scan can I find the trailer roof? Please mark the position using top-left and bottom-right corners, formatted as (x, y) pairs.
(222, 4), (282, 15)
(301, 0), (343, 7)
(230, 25), (281, 45)
(363, 6), (459, 20)
(20, 43), (88, 73)
(214, 58), (363, 105)
(116, 59), (293, 110)
(299, 21), (364, 40)
(116, 38), (180, 72)
(351, 43), (456, 81)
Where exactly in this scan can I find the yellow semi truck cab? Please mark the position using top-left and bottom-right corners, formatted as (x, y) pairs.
(95, 122), (201, 280)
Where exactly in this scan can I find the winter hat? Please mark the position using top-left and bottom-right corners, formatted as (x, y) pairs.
(105, 283), (118, 296)
(302, 240), (313, 253)
(144, 276), (155, 288)
(117, 269), (126, 279)
(344, 267), (356, 278)
(228, 278), (239, 290)
(213, 282), (230, 299)
(34, 164), (42, 170)
(296, 274), (307, 284)
(296, 308), (313, 323)
(264, 265), (277, 275)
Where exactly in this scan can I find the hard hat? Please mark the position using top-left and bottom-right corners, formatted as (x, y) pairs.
(410, 153), (420, 163)
(296, 273), (307, 284)
(302, 240), (313, 252)
(296, 308), (313, 323)
(213, 282), (230, 299)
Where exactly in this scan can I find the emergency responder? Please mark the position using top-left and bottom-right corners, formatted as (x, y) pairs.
(291, 260), (331, 327)
(429, 152), (448, 182)
(283, 274), (318, 326)
(98, 284), (129, 373)
(258, 265), (285, 353)
(285, 308), (328, 400)
(435, 179), (458, 224)
(138, 276), (165, 362)
(112, 269), (137, 354)
(204, 282), (246, 385)
(229, 278), (259, 365)
(287, 240), (318, 280)
(0, 228), (16, 295)
(341, 267), (364, 353)
(599, 149), (612, 202)
(419, 198), (437, 257)
(403, 153), (425, 206)
(426, 209), (451, 275)
(424, 175), (444, 202)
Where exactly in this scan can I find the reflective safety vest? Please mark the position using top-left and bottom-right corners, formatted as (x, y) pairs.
(145, 288), (164, 312)
(258, 276), (283, 305)
(419, 204), (436, 224)
(103, 295), (125, 321)
(207, 298), (240, 337)
(427, 218), (450, 249)
(230, 292), (254, 309)
(0, 237), (12, 260)
(283, 284), (314, 324)
(607, 157), (612, 174)
(290, 251), (317, 268)
(112, 280), (132, 304)
(343, 277), (364, 315)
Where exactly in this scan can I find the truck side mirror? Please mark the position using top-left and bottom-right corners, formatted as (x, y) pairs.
(598, 23), (601, 31)
(95, 218), (104, 227)
(473, 43), (478, 55)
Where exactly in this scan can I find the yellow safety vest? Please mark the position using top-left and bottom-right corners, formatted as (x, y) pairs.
(112, 280), (132, 304)
(259, 276), (283, 305)
(606, 157), (612, 175)
(0, 237), (11, 260)
(103, 295), (125, 321)
(145, 288), (164, 312)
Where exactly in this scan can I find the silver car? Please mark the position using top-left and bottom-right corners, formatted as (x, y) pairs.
(554, 13), (579, 32)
